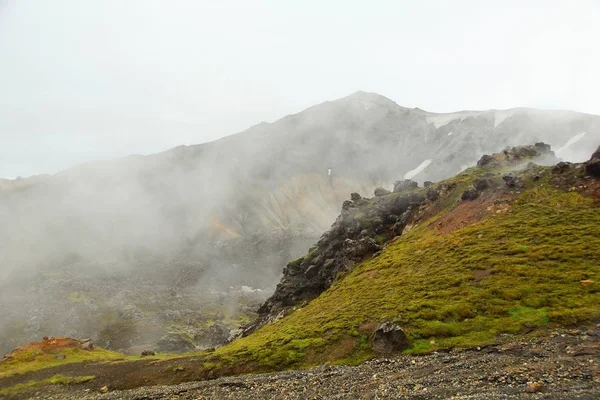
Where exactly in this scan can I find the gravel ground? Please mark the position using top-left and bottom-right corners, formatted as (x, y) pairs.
(26, 327), (600, 400)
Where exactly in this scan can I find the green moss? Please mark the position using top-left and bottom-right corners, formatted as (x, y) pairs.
(4, 170), (598, 382)
(374, 234), (387, 245)
(0, 374), (95, 396)
(0, 347), (126, 378)
(204, 185), (600, 372)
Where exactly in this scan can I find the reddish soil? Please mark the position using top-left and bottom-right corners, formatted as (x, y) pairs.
(431, 191), (513, 235)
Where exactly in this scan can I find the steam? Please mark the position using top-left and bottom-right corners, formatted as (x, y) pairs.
(1, 92), (599, 355)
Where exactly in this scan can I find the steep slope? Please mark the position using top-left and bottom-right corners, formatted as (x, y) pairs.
(1, 144), (600, 399)
(2, 92), (600, 355)
(207, 144), (600, 371)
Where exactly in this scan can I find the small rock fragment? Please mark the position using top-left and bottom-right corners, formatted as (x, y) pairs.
(524, 382), (543, 393)
(374, 187), (391, 197)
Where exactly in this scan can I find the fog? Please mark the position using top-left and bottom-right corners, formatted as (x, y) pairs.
(1, 1), (600, 355)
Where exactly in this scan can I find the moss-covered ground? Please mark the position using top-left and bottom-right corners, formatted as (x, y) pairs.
(203, 173), (600, 372)
(0, 346), (126, 379)
(2, 164), (599, 391)
(0, 374), (95, 397)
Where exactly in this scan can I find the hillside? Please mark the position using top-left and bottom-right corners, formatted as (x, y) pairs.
(1, 144), (599, 399)
(2, 91), (600, 355)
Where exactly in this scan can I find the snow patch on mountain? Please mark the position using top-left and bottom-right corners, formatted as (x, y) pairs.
(493, 109), (518, 128)
(447, 131), (454, 136)
(404, 159), (432, 179)
(556, 132), (587, 156)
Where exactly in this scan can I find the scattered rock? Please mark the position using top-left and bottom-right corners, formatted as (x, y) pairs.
(374, 187), (391, 197)
(477, 154), (496, 168)
(426, 187), (439, 202)
(524, 381), (544, 393)
(472, 178), (490, 191)
(552, 161), (572, 174)
(372, 322), (410, 354)
(393, 179), (418, 193)
(423, 181), (433, 188)
(502, 172), (522, 188)
(580, 279), (595, 286)
(99, 386), (109, 394)
(478, 143), (556, 169)
(80, 339), (93, 351)
(461, 188), (479, 201)
(342, 200), (354, 210)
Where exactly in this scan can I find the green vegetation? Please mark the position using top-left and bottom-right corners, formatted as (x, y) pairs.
(0, 374), (95, 396)
(0, 346), (125, 378)
(2, 163), (599, 384)
(203, 184), (600, 370)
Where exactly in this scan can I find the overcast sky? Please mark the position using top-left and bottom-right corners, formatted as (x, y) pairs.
(1, 0), (599, 178)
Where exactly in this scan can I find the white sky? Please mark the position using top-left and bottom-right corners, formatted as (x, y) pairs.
(1, 0), (599, 177)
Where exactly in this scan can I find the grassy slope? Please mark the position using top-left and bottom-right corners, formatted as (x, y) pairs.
(204, 168), (600, 373)
(0, 374), (95, 397)
(0, 347), (126, 379)
(2, 165), (599, 391)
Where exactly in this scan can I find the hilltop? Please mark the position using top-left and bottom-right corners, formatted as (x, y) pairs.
(1, 143), (599, 399)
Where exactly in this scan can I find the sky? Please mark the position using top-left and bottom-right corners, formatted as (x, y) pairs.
(0, 0), (599, 178)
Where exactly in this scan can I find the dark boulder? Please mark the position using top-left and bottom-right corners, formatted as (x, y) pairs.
(477, 154), (495, 168)
(372, 322), (410, 353)
(374, 187), (391, 197)
(472, 178), (490, 191)
(502, 172), (523, 188)
(461, 188), (479, 201)
(552, 161), (572, 174)
(423, 181), (433, 188)
(342, 200), (354, 211)
(586, 145), (600, 178)
(393, 179), (418, 193)
(141, 350), (156, 357)
(426, 187), (439, 202)
(350, 192), (362, 202)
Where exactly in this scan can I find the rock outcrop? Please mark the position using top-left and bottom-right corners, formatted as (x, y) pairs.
(240, 183), (459, 336)
(586, 145), (600, 177)
(372, 322), (410, 354)
(239, 143), (567, 338)
(477, 143), (557, 169)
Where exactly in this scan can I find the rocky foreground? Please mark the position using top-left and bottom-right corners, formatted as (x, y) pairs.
(24, 326), (600, 400)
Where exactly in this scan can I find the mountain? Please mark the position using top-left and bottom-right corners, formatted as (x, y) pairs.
(1, 144), (599, 399)
(1, 92), (600, 355)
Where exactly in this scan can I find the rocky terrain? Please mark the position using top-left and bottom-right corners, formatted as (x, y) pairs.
(242, 143), (560, 336)
(4, 325), (600, 399)
(2, 93), (600, 354)
(1, 143), (599, 399)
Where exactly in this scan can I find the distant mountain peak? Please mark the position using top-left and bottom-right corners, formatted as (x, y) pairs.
(342, 91), (401, 107)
